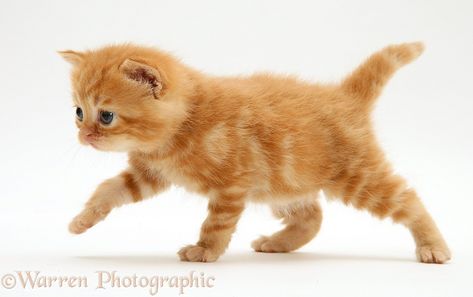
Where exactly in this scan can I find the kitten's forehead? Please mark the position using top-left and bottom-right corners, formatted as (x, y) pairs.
(73, 93), (106, 109)
(73, 66), (107, 99)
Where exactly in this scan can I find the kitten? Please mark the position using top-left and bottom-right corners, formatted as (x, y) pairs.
(60, 42), (450, 263)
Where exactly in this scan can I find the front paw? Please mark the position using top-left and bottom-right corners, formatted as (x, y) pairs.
(178, 244), (220, 262)
(416, 245), (451, 264)
(68, 207), (110, 234)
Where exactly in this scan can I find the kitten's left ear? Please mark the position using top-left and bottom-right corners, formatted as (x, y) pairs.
(58, 50), (84, 66)
(119, 59), (165, 99)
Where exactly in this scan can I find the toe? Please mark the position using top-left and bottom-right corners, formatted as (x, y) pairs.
(416, 246), (451, 264)
(68, 207), (106, 234)
(68, 216), (93, 234)
(178, 244), (219, 262)
(251, 236), (290, 253)
(251, 236), (269, 252)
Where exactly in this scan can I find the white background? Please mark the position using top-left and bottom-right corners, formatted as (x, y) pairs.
(1, 0), (472, 296)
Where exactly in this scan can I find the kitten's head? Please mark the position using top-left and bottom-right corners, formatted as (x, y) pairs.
(59, 44), (189, 152)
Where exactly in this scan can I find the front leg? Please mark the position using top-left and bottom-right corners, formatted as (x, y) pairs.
(178, 192), (245, 262)
(69, 167), (169, 234)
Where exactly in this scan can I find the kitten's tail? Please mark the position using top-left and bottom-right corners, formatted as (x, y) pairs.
(341, 42), (424, 111)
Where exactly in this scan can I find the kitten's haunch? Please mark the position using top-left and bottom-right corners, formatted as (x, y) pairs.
(60, 42), (450, 264)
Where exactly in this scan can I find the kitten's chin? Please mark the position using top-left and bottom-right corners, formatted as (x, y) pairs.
(79, 136), (159, 153)
(88, 136), (146, 152)
(90, 143), (132, 153)
(80, 140), (132, 153)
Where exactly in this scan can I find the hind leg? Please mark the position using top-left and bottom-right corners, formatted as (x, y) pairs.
(393, 190), (451, 263)
(338, 163), (451, 264)
(252, 196), (322, 253)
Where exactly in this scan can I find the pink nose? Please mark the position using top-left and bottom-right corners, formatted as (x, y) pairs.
(84, 132), (98, 143)
(80, 126), (101, 145)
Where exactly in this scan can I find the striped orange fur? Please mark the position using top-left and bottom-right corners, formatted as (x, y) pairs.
(61, 42), (450, 263)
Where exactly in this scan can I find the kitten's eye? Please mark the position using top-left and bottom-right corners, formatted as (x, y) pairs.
(100, 111), (114, 125)
(76, 107), (83, 121)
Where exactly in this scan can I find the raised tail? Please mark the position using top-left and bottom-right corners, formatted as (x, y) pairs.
(341, 42), (424, 111)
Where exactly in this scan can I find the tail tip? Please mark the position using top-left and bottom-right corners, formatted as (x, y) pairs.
(407, 41), (425, 58)
(387, 41), (425, 65)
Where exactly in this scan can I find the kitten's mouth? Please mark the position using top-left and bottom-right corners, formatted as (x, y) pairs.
(80, 137), (101, 149)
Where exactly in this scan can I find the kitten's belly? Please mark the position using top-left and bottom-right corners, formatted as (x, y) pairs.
(246, 187), (320, 203)
(154, 157), (319, 202)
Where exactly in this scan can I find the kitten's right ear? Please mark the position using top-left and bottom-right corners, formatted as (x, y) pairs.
(58, 50), (84, 66)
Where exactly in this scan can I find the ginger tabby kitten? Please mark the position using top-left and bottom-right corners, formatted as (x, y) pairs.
(60, 42), (450, 264)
